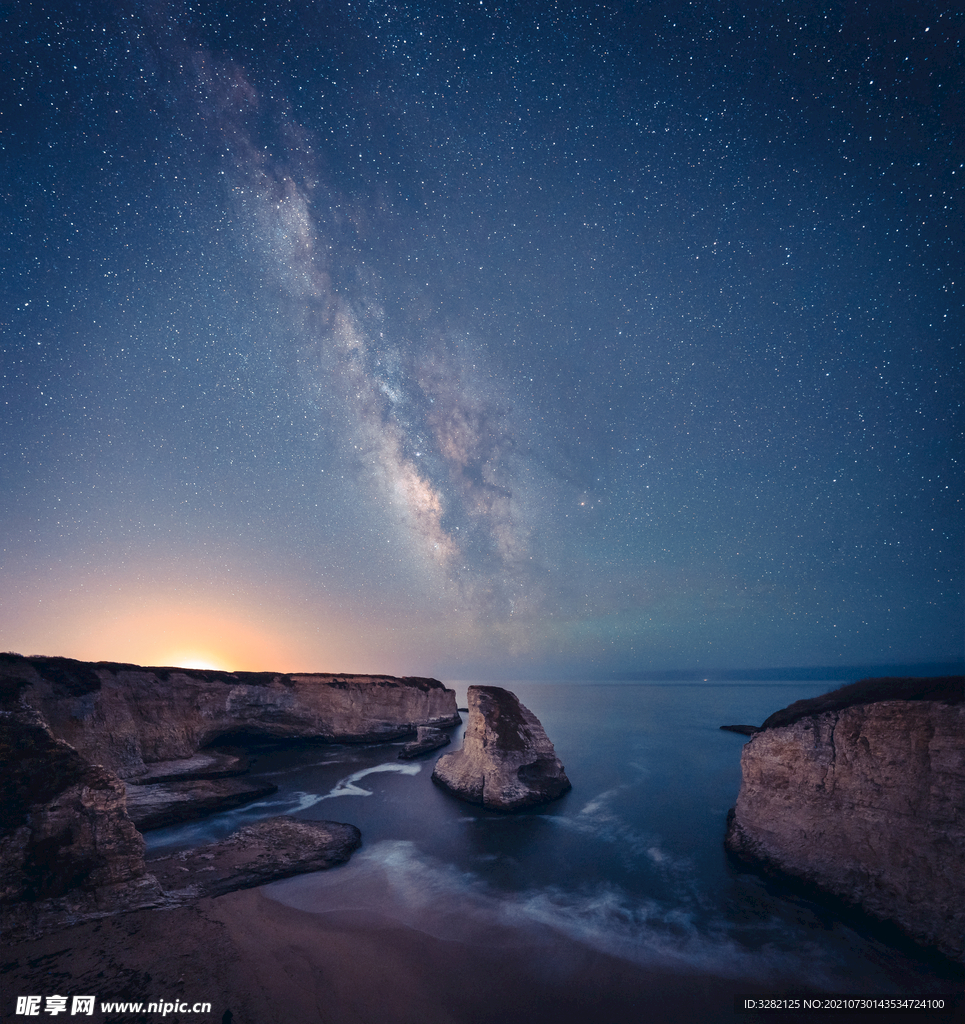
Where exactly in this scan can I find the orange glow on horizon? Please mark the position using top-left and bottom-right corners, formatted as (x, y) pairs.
(162, 655), (232, 672)
(80, 603), (302, 672)
(1, 561), (465, 677)
(4, 572), (323, 672)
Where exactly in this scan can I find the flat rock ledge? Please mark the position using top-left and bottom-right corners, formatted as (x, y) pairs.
(125, 778), (279, 831)
(147, 816), (361, 899)
(2, 817), (361, 942)
(432, 686), (570, 811)
(134, 750), (250, 783)
(398, 726), (450, 759)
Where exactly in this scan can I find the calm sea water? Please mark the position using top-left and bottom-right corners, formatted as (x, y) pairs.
(145, 681), (961, 1009)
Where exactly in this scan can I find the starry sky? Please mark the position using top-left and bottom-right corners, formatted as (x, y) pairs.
(2, 1), (962, 679)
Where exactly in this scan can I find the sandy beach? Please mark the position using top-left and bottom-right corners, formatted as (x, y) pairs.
(3, 885), (764, 1024)
(10, 882), (961, 1024)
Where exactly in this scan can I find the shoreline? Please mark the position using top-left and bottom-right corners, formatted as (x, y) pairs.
(5, 677), (962, 1023)
(5, 878), (962, 1024)
(0, 885), (787, 1024)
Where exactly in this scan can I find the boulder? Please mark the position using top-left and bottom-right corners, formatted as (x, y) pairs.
(432, 686), (570, 810)
(725, 676), (964, 962)
(398, 726), (450, 759)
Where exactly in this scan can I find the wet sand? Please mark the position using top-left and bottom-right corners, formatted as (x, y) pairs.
(3, 886), (761, 1024)
(6, 884), (963, 1024)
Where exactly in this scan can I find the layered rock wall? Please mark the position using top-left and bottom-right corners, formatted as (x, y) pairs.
(1, 653), (458, 936)
(0, 696), (163, 939)
(726, 691), (964, 962)
(1, 655), (459, 778)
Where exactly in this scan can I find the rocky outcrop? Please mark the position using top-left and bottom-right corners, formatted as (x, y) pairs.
(0, 695), (164, 941)
(146, 817), (361, 898)
(398, 726), (450, 759)
(1, 652), (457, 937)
(135, 750), (250, 783)
(725, 676), (964, 962)
(432, 686), (570, 810)
(124, 778), (279, 831)
(0, 654), (459, 780)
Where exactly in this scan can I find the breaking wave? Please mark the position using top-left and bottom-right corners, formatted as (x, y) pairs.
(265, 839), (844, 987)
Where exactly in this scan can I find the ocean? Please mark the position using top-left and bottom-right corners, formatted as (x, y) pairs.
(145, 681), (961, 1017)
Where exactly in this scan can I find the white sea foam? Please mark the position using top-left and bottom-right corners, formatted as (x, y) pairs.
(144, 761), (423, 850)
(555, 785), (691, 874)
(258, 756), (354, 777)
(265, 839), (844, 987)
(576, 787), (623, 816)
(286, 762), (423, 809)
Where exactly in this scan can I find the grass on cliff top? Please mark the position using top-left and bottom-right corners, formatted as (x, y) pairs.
(760, 676), (964, 731)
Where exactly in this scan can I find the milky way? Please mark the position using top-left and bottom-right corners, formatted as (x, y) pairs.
(188, 51), (548, 618)
(1, 1), (961, 676)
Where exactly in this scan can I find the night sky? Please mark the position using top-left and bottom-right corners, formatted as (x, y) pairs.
(2, 1), (962, 678)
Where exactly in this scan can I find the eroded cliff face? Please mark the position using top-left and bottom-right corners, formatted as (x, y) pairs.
(1, 653), (458, 936)
(0, 696), (164, 939)
(1, 654), (459, 779)
(726, 694), (964, 962)
(432, 685), (570, 810)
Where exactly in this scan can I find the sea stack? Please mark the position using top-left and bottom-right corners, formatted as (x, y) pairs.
(725, 676), (964, 962)
(432, 686), (570, 810)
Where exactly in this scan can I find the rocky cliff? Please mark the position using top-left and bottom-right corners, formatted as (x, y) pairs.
(1, 653), (458, 937)
(432, 686), (570, 810)
(0, 693), (164, 939)
(725, 676), (964, 962)
(1, 653), (460, 779)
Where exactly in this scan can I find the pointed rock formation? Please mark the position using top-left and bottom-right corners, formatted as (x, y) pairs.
(432, 686), (570, 810)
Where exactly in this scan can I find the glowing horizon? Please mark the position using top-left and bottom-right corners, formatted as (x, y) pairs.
(2, 6), (959, 679)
